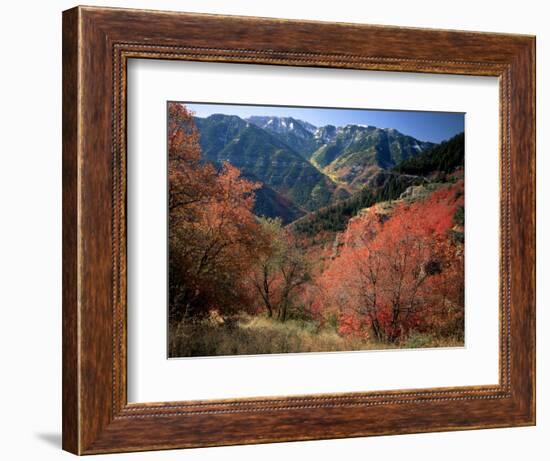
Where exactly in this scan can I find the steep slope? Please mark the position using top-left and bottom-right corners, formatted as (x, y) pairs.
(393, 132), (465, 176)
(195, 114), (249, 157)
(193, 113), (450, 227)
(311, 125), (433, 189)
(195, 114), (342, 211)
(291, 170), (427, 236)
(252, 183), (306, 224)
(293, 132), (465, 238)
(246, 115), (319, 158)
(313, 125), (338, 145)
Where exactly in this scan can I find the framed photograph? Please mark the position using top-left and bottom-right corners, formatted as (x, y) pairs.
(62, 6), (535, 455)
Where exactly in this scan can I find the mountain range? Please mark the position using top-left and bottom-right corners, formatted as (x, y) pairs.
(194, 113), (447, 224)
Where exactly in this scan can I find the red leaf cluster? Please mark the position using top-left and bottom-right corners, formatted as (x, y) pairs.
(316, 183), (464, 343)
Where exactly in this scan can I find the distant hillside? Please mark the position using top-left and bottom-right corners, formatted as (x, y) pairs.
(252, 182), (306, 224)
(293, 132), (465, 236)
(246, 116), (319, 158)
(393, 132), (464, 176)
(195, 114), (341, 212)
(194, 113), (450, 226)
(292, 171), (426, 236)
(246, 116), (435, 189)
(311, 125), (434, 189)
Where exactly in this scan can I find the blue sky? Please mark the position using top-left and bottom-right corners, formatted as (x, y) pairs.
(184, 102), (464, 143)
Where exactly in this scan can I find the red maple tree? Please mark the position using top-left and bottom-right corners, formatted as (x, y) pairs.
(318, 183), (464, 342)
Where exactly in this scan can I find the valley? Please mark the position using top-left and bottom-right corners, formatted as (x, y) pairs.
(194, 112), (446, 224)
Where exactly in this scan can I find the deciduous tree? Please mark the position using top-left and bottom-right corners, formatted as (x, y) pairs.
(318, 183), (464, 342)
(168, 103), (267, 323)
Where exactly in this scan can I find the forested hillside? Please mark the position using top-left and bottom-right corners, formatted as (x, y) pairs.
(393, 132), (465, 176)
(292, 171), (427, 236)
(195, 114), (342, 212)
(194, 113), (439, 220)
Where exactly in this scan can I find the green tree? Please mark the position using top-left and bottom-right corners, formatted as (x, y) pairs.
(250, 218), (311, 321)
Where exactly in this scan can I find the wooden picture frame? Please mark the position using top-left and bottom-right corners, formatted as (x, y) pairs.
(62, 5), (536, 455)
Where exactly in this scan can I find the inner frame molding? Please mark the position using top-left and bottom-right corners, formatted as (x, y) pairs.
(62, 6), (535, 455)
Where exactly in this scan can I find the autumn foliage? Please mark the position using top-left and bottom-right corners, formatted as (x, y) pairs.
(168, 103), (268, 322)
(168, 102), (465, 355)
(316, 183), (464, 343)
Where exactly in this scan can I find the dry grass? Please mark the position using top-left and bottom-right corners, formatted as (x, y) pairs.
(168, 315), (463, 358)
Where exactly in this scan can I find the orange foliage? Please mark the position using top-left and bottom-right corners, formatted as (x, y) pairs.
(317, 183), (464, 342)
(168, 103), (268, 322)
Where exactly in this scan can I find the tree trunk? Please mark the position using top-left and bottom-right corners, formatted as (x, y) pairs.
(263, 269), (273, 317)
(279, 296), (289, 322)
(371, 315), (383, 342)
(280, 303), (288, 322)
(388, 305), (401, 343)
